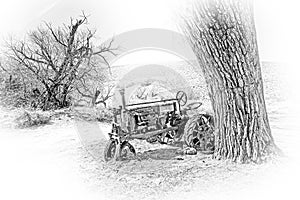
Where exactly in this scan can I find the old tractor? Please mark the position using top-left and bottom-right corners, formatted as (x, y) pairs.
(104, 89), (215, 161)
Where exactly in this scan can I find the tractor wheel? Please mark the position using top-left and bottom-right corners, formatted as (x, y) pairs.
(183, 114), (215, 154)
(119, 141), (136, 161)
(104, 139), (119, 162)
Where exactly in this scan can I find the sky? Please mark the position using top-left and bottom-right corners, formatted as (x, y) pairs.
(0, 0), (299, 64)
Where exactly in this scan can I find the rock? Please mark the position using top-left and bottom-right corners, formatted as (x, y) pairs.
(185, 147), (197, 155)
(175, 147), (197, 155)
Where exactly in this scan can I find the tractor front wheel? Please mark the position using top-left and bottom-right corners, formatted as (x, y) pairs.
(104, 140), (136, 162)
(104, 139), (119, 162)
(119, 141), (136, 161)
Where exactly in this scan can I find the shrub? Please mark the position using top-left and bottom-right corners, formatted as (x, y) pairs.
(95, 108), (113, 123)
(71, 106), (113, 122)
(14, 110), (51, 128)
(0, 76), (30, 108)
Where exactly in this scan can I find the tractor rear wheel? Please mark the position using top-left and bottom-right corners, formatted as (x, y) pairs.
(183, 114), (215, 154)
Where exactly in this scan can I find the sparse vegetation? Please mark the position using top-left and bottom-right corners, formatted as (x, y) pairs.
(72, 106), (113, 122)
(0, 13), (116, 112)
(14, 110), (51, 128)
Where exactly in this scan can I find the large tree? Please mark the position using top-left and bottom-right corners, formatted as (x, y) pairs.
(183, 0), (279, 163)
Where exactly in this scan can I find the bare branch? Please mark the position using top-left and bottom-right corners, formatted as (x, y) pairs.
(5, 13), (116, 110)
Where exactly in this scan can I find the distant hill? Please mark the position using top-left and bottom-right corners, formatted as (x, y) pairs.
(106, 60), (283, 108)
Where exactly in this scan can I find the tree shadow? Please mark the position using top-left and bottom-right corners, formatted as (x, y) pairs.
(136, 143), (184, 161)
(137, 148), (179, 160)
(83, 139), (186, 162)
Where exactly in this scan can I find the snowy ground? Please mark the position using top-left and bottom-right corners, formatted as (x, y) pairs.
(0, 107), (299, 200)
(0, 62), (300, 200)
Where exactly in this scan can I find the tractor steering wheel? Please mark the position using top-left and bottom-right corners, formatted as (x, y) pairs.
(176, 91), (188, 106)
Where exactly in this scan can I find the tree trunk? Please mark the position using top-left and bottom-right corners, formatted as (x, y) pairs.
(183, 0), (278, 163)
(91, 90), (101, 107)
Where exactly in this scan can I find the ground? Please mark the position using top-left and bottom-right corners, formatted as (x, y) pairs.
(0, 62), (299, 200)
(0, 102), (299, 200)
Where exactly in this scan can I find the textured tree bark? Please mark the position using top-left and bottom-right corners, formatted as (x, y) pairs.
(183, 0), (279, 163)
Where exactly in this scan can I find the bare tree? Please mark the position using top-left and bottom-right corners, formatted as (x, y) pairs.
(75, 79), (114, 107)
(183, 0), (279, 163)
(94, 85), (114, 107)
(6, 13), (116, 110)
